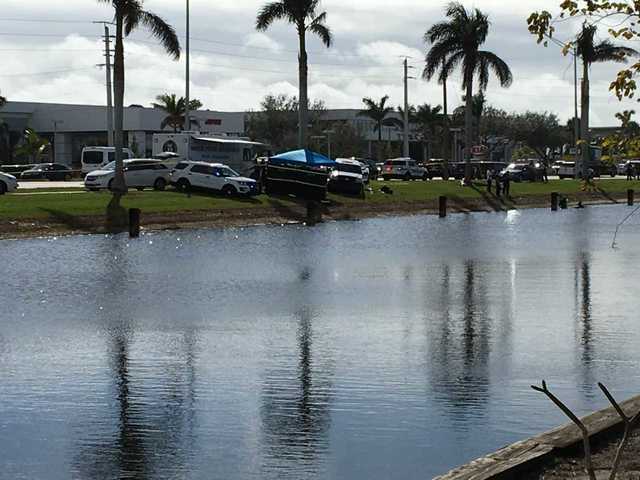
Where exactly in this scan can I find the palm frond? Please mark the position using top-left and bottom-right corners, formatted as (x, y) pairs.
(256, 1), (288, 30)
(476, 51), (512, 89)
(308, 12), (332, 47)
(592, 41), (638, 64)
(139, 11), (180, 59)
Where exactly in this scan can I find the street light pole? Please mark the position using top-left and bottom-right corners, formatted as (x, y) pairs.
(403, 58), (410, 158)
(573, 44), (580, 179)
(184, 0), (191, 132)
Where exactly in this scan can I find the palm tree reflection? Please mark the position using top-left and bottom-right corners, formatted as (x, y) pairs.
(260, 266), (332, 476)
(575, 251), (595, 394)
(73, 238), (197, 478)
(428, 261), (493, 425)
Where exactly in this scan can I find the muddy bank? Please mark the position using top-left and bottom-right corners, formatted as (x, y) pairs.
(0, 190), (631, 240)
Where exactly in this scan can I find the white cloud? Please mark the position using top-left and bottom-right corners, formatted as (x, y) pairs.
(0, 0), (637, 126)
(243, 32), (283, 52)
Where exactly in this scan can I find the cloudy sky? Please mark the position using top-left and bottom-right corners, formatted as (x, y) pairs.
(1, 0), (638, 126)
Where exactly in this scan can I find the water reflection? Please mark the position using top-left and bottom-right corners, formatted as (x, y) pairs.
(3, 206), (640, 480)
(575, 251), (595, 395)
(260, 266), (333, 477)
(429, 261), (492, 426)
(73, 239), (197, 478)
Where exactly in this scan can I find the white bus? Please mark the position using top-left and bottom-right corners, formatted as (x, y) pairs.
(152, 133), (270, 176)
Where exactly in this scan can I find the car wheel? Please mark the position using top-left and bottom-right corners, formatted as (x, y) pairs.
(0, 181), (6, 195)
(404, 173), (411, 181)
(154, 178), (166, 191)
(222, 184), (237, 197)
(136, 187), (145, 191)
(611, 169), (617, 178)
(383, 176), (390, 181)
(422, 173), (429, 181)
(176, 178), (191, 192)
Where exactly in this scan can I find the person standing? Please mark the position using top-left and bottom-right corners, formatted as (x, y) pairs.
(486, 169), (493, 193)
(495, 173), (502, 198)
(626, 162), (633, 181)
(503, 172), (511, 197)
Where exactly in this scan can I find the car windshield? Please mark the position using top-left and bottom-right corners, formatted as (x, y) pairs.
(220, 167), (239, 177)
(336, 163), (362, 174)
(102, 161), (116, 170)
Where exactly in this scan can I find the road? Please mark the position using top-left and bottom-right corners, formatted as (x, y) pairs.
(18, 181), (85, 190)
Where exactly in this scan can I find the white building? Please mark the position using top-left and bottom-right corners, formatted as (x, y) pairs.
(0, 101), (410, 165)
(0, 101), (246, 165)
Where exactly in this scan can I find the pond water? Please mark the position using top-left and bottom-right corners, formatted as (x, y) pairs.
(2, 205), (640, 479)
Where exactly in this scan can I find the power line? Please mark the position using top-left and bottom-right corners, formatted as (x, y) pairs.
(0, 18), (96, 24)
(0, 66), (97, 77)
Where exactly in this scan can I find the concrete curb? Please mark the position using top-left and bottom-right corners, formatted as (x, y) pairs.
(435, 394), (640, 480)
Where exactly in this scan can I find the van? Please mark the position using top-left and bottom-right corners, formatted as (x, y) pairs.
(81, 147), (133, 175)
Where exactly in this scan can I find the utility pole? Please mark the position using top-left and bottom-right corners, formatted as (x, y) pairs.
(324, 129), (335, 159)
(184, 0), (191, 132)
(403, 58), (410, 158)
(573, 44), (580, 179)
(94, 21), (114, 147)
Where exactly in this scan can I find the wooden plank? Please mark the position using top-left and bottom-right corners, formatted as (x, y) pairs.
(435, 395), (640, 480)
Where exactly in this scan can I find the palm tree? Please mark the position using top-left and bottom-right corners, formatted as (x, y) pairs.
(425, 2), (512, 183)
(615, 109), (640, 138)
(16, 128), (50, 164)
(577, 24), (637, 175)
(152, 94), (203, 132)
(414, 104), (443, 161)
(97, 0), (180, 224)
(256, 0), (332, 149)
(423, 56), (451, 173)
(359, 95), (394, 160)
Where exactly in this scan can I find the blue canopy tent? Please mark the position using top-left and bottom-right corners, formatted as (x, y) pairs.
(269, 149), (336, 167)
(265, 149), (335, 200)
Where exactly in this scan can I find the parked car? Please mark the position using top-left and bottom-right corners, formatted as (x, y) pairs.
(81, 146), (133, 175)
(84, 159), (170, 191)
(21, 163), (74, 181)
(500, 162), (543, 182)
(553, 160), (617, 179)
(329, 158), (365, 196)
(0, 171), (18, 194)
(336, 158), (369, 183)
(0, 164), (31, 177)
(422, 161), (450, 179)
(169, 161), (258, 196)
(382, 158), (429, 181)
(449, 161), (508, 180)
(617, 159), (640, 176)
(359, 158), (380, 181)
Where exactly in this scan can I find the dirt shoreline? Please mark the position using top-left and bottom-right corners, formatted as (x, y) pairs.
(0, 190), (630, 240)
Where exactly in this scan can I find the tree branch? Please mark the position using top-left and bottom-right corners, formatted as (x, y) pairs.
(598, 383), (640, 480)
(531, 380), (596, 480)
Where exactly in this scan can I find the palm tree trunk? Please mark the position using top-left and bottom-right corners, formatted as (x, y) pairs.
(442, 67), (450, 180)
(378, 122), (383, 161)
(464, 78), (473, 184)
(107, 10), (128, 229)
(580, 60), (590, 178)
(298, 25), (308, 149)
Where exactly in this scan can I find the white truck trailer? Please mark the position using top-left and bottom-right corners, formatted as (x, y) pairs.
(152, 133), (270, 176)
